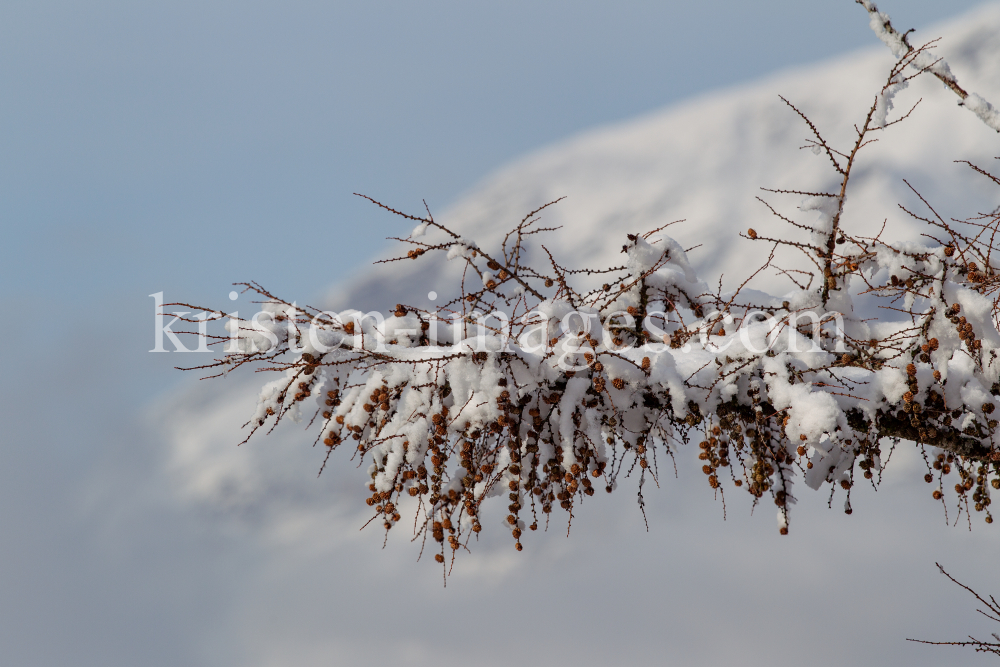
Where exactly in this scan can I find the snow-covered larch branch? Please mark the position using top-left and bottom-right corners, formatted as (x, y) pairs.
(168, 11), (1000, 575)
(856, 0), (1000, 132)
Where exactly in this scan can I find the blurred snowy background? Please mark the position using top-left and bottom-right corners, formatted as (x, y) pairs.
(2, 2), (1000, 665)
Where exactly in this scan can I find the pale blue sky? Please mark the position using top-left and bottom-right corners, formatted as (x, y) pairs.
(1, 0), (986, 307)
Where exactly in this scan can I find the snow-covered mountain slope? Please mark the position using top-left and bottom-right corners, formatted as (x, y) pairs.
(335, 3), (1000, 313)
(164, 4), (1000, 518)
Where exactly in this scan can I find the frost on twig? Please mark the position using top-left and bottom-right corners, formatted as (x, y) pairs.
(856, 0), (1000, 132)
(169, 30), (1000, 577)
